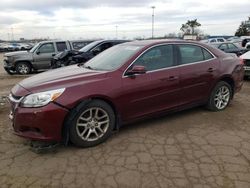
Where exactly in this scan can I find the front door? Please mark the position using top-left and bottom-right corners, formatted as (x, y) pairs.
(120, 44), (180, 121)
(33, 42), (56, 69)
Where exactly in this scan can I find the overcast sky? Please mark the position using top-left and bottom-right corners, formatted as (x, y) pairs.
(0, 0), (249, 40)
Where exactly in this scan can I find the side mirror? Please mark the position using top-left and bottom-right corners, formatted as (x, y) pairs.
(126, 65), (146, 76)
(36, 50), (40, 55)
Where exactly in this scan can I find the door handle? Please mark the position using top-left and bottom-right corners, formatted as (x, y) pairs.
(207, 68), (214, 72)
(160, 76), (178, 82)
(168, 76), (178, 81)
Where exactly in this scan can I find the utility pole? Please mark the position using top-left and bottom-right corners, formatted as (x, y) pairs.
(115, 25), (118, 39)
(151, 6), (155, 39)
(11, 27), (14, 41)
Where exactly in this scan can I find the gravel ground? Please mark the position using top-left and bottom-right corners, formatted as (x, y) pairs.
(0, 52), (250, 187)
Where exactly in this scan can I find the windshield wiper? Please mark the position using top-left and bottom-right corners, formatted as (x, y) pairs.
(81, 64), (93, 70)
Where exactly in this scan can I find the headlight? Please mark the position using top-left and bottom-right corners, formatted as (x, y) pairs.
(20, 88), (65, 108)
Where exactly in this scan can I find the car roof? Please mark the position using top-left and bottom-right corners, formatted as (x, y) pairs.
(122, 39), (209, 47)
(122, 39), (228, 58)
(94, 39), (131, 43)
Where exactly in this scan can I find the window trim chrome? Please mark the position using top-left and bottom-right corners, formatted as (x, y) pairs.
(122, 42), (216, 78)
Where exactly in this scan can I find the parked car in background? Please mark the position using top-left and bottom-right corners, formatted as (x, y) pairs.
(207, 38), (227, 43)
(211, 42), (248, 56)
(8, 40), (244, 147)
(70, 40), (94, 50)
(3, 40), (92, 75)
(7, 43), (30, 51)
(240, 51), (250, 79)
(0, 43), (9, 52)
(51, 39), (130, 68)
(245, 41), (250, 49)
(227, 36), (242, 47)
(241, 38), (250, 48)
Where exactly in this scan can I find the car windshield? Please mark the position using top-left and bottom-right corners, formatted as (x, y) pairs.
(79, 41), (102, 52)
(83, 44), (142, 71)
(29, 43), (40, 53)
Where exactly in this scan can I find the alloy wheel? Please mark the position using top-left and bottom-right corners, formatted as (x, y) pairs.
(17, 64), (30, 74)
(76, 107), (110, 142)
(214, 86), (230, 110)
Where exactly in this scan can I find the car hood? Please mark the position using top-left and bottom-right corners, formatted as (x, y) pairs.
(241, 51), (250, 59)
(19, 65), (108, 93)
(4, 51), (29, 57)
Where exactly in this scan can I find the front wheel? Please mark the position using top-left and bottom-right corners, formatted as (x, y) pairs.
(69, 100), (115, 147)
(206, 81), (232, 111)
(16, 62), (31, 75)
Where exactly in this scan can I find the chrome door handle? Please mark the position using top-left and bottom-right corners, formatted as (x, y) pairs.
(207, 68), (214, 72)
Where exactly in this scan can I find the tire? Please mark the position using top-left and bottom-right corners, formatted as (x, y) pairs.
(4, 68), (15, 75)
(15, 62), (31, 75)
(206, 81), (232, 111)
(69, 100), (115, 147)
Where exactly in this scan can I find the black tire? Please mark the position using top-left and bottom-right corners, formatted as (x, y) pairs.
(15, 62), (31, 75)
(4, 68), (15, 75)
(69, 100), (115, 147)
(206, 81), (232, 111)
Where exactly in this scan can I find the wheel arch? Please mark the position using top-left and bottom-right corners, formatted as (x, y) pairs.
(15, 60), (33, 69)
(218, 75), (235, 98)
(62, 96), (121, 145)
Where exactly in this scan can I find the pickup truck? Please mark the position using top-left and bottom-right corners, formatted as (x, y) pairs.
(51, 39), (130, 68)
(3, 40), (93, 74)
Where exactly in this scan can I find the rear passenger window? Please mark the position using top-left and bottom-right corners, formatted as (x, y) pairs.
(228, 43), (237, 49)
(133, 45), (174, 71)
(56, 42), (67, 52)
(219, 44), (227, 50)
(202, 49), (214, 60)
(178, 45), (203, 64)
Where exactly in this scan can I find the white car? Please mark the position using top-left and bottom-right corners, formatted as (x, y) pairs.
(245, 42), (250, 49)
(240, 51), (250, 78)
(207, 38), (227, 43)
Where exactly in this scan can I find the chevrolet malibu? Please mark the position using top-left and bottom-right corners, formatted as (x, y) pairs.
(8, 40), (244, 147)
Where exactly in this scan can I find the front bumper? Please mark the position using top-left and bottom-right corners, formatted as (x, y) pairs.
(3, 60), (15, 72)
(9, 99), (69, 142)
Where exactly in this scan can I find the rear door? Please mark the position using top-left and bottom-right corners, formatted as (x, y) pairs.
(121, 44), (180, 121)
(33, 42), (56, 69)
(176, 44), (218, 105)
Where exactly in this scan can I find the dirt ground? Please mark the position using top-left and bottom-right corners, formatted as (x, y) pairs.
(0, 52), (250, 187)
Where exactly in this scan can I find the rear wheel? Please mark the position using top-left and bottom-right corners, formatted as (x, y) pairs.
(206, 81), (232, 111)
(16, 62), (31, 75)
(69, 100), (115, 147)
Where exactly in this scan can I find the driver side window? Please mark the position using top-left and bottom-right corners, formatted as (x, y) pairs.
(132, 45), (174, 71)
(38, 43), (55, 54)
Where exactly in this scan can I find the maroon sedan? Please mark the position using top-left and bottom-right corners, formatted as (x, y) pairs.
(8, 40), (244, 147)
